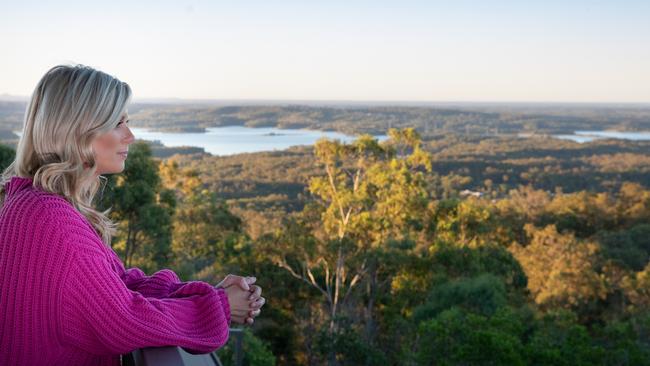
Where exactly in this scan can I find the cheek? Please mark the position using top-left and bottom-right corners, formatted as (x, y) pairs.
(92, 132), (121, 158)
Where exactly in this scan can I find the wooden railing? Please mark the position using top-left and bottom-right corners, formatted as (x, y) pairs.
(122, 328), (244, 366)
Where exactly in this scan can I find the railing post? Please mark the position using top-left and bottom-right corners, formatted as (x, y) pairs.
(128, 328), (245, 366)
(230, 328), (244, 366)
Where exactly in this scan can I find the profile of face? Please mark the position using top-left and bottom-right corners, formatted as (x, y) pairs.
(91, 113), (135, 175)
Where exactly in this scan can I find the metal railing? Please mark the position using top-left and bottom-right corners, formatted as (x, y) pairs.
(123, 328), (244, 366)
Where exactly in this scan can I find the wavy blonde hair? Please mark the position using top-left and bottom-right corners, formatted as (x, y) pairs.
(0, 64), (132, 245)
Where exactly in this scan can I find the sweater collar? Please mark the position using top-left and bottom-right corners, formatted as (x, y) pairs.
(5, 176), (34, 196)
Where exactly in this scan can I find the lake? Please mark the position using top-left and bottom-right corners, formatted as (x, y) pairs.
(553, 130), (650, 143)
(130, 126), (388, 155)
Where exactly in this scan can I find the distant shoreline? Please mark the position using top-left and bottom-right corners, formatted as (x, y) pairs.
(2, 95), (650, 108)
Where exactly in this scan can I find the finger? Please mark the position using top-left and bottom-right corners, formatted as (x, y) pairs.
(249, 309), (261, 317)
(219, 274), (241, 289)
(226, 277), (249, 291)
(217, 274), (233, 288)
(250, 297), (265, 308)
(231, 309), (250, 317)
(231, 316), (246, 325)
(238, 277), (251, 291)
(248, 285), (262, 301)
(246, 317), (254, 325)
(220, 275), (252, 291)
(245, 276), (257, 285)
(231, 307), (250, 316)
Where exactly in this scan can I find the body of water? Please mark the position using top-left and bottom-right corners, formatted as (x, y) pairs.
(553, 130), (650, 143)
(130, 126), (388, 155)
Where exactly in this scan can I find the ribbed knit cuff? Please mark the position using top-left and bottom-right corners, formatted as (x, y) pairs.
(215, 288), (231, 325)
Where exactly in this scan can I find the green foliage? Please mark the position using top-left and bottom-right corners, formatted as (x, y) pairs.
(429, 244), (528, 290)
(509, 224), (607, 311)
(98, 142), (175, 271)
(86, 128), (650, 365)
(594, 312), (650, 365)
(216, 329), (276, 366)
(414, 307), (650, 366)
(158, 161), (247, 281)
(524, 310), (605, 365)
(4, 95), (650, 365)
(0, 144), (14, 171)
(414, 307), (526, 366)
(414, 274), (508, 320)
(172, 191), (245, 280)
(313, 318), (386, 366)
(431, 198), (506, 247)
(598, 224), (650, 271)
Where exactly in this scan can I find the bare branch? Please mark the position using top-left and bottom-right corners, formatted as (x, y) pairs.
(277, 258), (304, 280)
(342, 168), (355, 180)
(342, 259), (367, 305)
(277, 257), (330, 301)
(306, 261), (332, 303)
(326, 165), (347, 228)
(334, 248), (344, 307)
(352, 168), (362, 192)
(321, 258), (332, 298)
(343, 207), (353, 228)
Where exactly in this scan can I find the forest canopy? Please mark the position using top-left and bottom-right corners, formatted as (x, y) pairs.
(1, 101), (649, 365)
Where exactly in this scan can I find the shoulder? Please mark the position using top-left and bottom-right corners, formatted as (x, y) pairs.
(4, 185), (77, 222)
(1, 185), (106, 255)
(2, 185), (68, 223)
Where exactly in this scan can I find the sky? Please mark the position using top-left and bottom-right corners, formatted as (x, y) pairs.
(0, 0), (649, 103)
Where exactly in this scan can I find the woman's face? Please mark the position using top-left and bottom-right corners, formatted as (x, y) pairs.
(91, 113), (135, 175)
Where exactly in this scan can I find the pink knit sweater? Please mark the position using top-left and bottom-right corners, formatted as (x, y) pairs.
(0, 177), (231, 365)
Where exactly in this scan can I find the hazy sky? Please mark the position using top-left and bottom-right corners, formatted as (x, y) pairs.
(1, 0), (649, 103)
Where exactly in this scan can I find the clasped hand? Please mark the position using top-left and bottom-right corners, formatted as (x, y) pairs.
(217, 274), (265, 325)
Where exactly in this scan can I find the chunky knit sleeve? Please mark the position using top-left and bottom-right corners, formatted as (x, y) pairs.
(116, 260), (188, 299)
(111, 250), (224, 302)
(119, 266), (183, 298)
(104, 245), (208, 299)
(60, 251), (231, 356)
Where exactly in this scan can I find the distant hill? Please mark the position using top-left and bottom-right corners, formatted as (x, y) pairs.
(0, 94), (28, 102)
(1, 101), (649, 139)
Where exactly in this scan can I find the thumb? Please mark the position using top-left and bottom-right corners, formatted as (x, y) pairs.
(218, 274), (235, 288)
(238, 277), (251, 291)
(245, 276), (257, 286)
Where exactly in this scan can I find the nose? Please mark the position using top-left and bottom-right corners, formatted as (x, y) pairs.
(124, 126), (135, 145)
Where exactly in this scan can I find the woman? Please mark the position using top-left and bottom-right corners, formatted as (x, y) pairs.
(0, 65), (265, 365)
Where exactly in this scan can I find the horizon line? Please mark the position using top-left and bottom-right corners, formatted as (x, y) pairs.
(1, 94), (649, 107)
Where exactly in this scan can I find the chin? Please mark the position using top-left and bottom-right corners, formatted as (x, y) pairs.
(97, 164), (126, 175)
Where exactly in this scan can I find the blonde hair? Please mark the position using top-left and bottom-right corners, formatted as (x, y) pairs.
(0, 64), (132, 245)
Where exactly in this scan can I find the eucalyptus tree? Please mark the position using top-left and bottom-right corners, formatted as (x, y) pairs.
(273, 128), (433, 364)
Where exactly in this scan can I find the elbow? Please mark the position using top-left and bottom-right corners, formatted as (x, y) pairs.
(211, 325), (231, 352)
